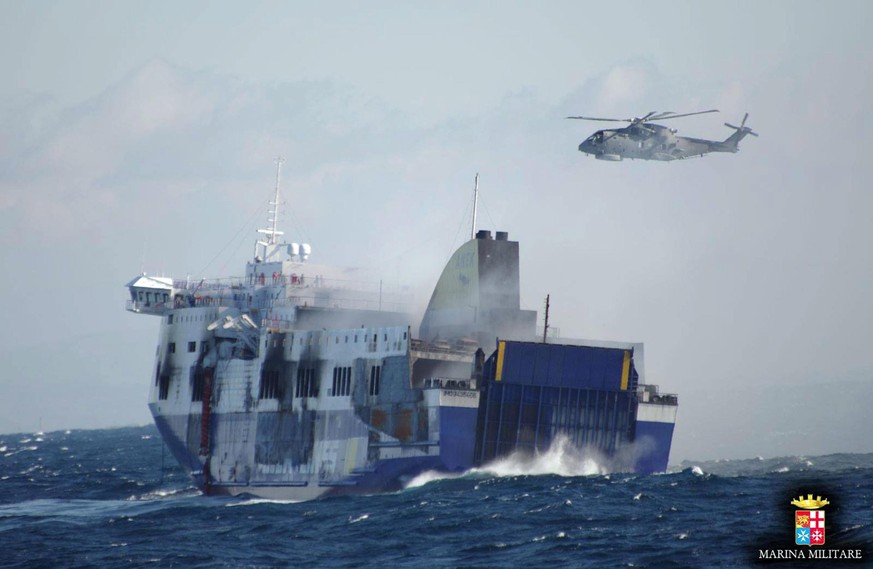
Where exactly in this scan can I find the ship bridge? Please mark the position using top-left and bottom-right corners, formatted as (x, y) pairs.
(126, 275), (174, 315)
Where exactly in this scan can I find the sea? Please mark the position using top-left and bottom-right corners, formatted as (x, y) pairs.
(0, 426), (870, 568)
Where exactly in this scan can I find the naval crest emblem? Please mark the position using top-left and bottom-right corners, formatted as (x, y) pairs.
(792, 494), (828, 546)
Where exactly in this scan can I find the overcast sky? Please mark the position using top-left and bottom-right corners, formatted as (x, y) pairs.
(1, 1), (871, 462)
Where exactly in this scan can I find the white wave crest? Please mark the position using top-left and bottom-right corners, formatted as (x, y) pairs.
(475, 435), (610, 477)
(404, 435), (617, 490)
(405, 469), (464, 489)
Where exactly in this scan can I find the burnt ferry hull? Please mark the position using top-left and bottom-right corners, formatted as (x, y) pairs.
(126, 177), (677, 500)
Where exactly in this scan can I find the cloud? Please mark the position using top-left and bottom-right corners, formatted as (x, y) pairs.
(0, 60), (409, 246)
(596, 62), (654, 111)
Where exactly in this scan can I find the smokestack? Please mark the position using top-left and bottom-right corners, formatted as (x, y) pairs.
(475, 230), (492, 240)
(495, 231), (509, 241)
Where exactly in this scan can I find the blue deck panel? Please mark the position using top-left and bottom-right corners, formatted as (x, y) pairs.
(495, 342), (629, 390)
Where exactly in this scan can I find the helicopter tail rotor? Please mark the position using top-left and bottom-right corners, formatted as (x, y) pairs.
(720, 113), (758, 152)
(724, 113), (759, 137)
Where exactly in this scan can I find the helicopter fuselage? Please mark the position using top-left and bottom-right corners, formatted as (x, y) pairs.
(568, 110), (756, 162)
(578, 124), (729, 161)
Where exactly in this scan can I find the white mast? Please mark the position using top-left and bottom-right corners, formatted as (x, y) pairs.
(255, 156), (286, 260)
(269, 156), (284, 245)
(470, 173), (479, 240)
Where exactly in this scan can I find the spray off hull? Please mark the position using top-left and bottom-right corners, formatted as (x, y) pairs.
(128, 226), (677, 500)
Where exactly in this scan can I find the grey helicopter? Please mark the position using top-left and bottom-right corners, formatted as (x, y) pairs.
(567, 110), (757, 161)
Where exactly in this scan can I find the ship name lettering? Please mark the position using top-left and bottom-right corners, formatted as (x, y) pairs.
(443, 390), (477, 398)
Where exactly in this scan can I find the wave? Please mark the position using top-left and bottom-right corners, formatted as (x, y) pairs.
(405, 435), (614, 489)
(673, 452), (873, 478)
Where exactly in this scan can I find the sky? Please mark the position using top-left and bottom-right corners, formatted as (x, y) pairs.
(1, 1), (872, 462)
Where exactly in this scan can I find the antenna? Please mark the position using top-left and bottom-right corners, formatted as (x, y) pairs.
(470, 173), (479, 240)
(270, 156), (284, 245)
(543, 294), (550, 343)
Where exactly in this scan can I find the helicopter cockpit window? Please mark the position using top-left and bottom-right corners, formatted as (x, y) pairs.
(593, 131), (604, 143)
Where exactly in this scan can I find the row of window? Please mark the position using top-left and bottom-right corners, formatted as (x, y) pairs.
(268, 331), (409, 348)
(332, 367), (352, 397)
(260, 369), (282, 400)
(295, 368), (318, 398)
(167, 312), (218, 325)
(136, 290), (169, 306)
(158, 364), (383, 402)
(165, 341), (207, 354)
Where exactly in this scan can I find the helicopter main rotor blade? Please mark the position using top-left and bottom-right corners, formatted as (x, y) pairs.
(566, 116), (633, 122)
(643, 111), (676, 121)
(646, 109), (719, 121)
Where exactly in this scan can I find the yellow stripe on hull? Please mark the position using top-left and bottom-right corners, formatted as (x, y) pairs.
(620, 350), (631, 390)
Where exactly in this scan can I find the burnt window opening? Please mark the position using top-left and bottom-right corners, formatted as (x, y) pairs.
(191, 370), (204, 402)
(295, 367), (318, 398)
(331, 366), (352, 397)
(259, 368), (281, 400)
(158, 375), (171, 400)
(188, 341), (196, 353)
(168, 342), (176, 354)
(167, 314), (174, 325)
(369, 365), (382, 396)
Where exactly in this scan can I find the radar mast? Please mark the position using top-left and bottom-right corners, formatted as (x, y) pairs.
(255, 156), (286, 260)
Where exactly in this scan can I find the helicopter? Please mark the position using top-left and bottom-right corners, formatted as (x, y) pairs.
(566, 110), (757, 161)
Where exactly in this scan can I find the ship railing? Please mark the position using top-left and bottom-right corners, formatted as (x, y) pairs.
(171, 294), (250, 310)
(126, 299), (171, 314)
(636, 385), (678, 406)
(172, 277), (248, 291)
(172, 274), (413, 296)
(268, 294), (410, 314)
(410, 339), (478, 356)
(535, 326), (562, 339)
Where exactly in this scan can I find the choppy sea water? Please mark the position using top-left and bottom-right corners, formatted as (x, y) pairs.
(1, 426), (870, 568)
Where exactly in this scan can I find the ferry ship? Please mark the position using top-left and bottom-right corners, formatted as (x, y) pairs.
(125, 164), (678, 499)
